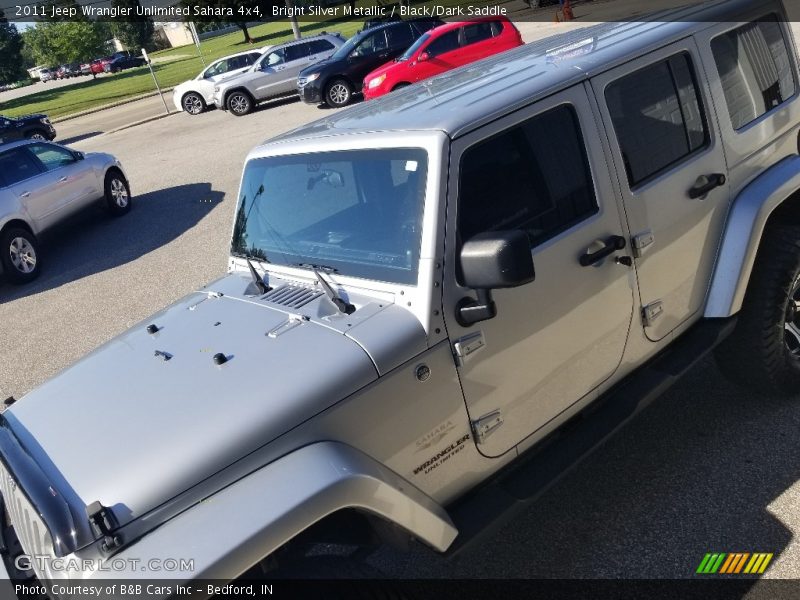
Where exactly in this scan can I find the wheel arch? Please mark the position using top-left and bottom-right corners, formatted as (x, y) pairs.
(91, 442), (457, 582)
(706, 155), (800, 318)
(0, 218), (36, 239)
(223, 86), (255, 108)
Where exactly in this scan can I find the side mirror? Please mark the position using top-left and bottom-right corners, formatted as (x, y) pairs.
(456, 230), (535, 326)
(74, 151), (85, 161)
(418, 52), (430, 62)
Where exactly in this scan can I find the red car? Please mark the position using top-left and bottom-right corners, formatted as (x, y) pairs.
(90, 58), (109, 76)
(362, 16), (523, 100)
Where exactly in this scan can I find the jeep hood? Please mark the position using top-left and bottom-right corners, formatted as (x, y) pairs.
(5, 272), (426, 537)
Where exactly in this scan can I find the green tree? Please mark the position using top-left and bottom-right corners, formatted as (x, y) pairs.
(0, 11), (26, 83)
(109, 0), (154, 52)
(23, 21), (111, 65)
(181, 0), (263, 44)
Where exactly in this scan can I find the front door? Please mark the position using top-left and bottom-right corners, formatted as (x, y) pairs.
(443, 85), (635, 458)
(591, 40), (730, 341)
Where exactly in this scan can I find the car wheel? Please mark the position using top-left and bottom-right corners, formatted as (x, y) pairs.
(105, 170), (131, 216)
(227, 91), (253, 116)
(182, 92), (206, 115)
(25, 130), (48, 140)
(0, 227), (40, 284)
(325, 79), (353, 108)
(715, 224), (800, 396)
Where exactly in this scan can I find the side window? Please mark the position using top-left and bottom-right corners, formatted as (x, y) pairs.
(285, 43), (309, 62)
(489, 21), (503, 37)
(426, 30), (460, 57)
(245, 53), (262, 65)
(711, 15), (796, 130)
(0, 149), (43, 185)
(605, 53), (709, 187)
(462, 22), (495, 46)
(203, 60), (227, 78)
(308, 39), (334, 54)
(263, 48), (286, 68)
(352, 31), (388, 57)
(27, 143), (76, 171)
(386, 23), (414, 48)
(459, 104), (598, 248)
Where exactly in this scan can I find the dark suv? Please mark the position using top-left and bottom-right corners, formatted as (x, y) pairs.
(298, 18), (442, 107)
(0, 114), (56, 144)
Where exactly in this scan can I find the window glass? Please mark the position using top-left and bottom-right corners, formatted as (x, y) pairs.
(0, 149), (42, 186)
(245, 53), (262, 64)
(307, 39), (334, 54)
(386, 23), (414, 48)
(400, 32), (429, 61)
(489, 21), (503, 36)
(605, 53), (709, 186)
(463, 22), (495, 46)
(203, 59), (229, 78)
(459, 105), (598, 248)
(426, 30), (460, 57)
(711, 15), (796, 129)
(232, 149), (428, 284)
(28, 143), (75, 171)
(352, 31), (388, 57)
(285, 43), (309, 62)
(264, 48), (286, 68)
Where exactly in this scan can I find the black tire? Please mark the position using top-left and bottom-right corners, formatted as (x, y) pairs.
(181, 92), (206, 115)
(104, 169), (131, 216)
(0, 227), (40, 284)
(226, 90), (254, 116)
(325, 78), (353, 108)
(25, 129), (48, 141)
(715, 224), (800, 396)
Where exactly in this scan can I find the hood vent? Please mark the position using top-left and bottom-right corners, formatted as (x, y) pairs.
(262, 284), (323, 309)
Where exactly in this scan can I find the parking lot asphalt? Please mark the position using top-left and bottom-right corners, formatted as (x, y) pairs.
(2, 7), (800, 585)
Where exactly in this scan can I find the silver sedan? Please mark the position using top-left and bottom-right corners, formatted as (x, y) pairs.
(0, 139), (131, 284)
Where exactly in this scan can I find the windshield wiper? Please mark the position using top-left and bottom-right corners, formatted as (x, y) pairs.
(246, 258), (271, 294)
(309, 267), (355, 315)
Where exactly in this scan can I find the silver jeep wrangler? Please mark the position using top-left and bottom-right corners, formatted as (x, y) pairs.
(2, 0), (800, 593)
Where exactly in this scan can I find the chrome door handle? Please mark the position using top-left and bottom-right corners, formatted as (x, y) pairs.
(58, 176), (68, 182)
(20, 191), (30, 198)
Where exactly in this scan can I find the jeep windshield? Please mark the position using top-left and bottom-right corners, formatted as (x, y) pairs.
(232, 148), (427, 285)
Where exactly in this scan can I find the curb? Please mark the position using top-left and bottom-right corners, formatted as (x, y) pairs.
(104, 110), (177, 135)
(52, 87), (176, 124)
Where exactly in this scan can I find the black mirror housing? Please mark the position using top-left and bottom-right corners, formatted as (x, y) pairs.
(457, 231), (535, 327)
(460, 230), (535, 290)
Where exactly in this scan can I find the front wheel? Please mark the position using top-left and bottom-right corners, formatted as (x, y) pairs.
(182, 92), (206, 115)
(715, 224), (800, 396)
(105, 170), (131, 216)
(0, 227), (40, 284)
(26, 130), (47, 141)
(325, 79), (353, 108)
(227, 91), (253, 116)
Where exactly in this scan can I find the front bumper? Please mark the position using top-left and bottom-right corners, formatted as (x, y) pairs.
(298, 81), (323, 105)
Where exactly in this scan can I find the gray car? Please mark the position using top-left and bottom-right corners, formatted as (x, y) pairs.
(0, 140), (130, 283)
(212, 33), (345, 116)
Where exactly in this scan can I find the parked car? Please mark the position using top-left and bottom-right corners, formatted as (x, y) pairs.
(0, 114), (56, 144)
(64, 63), (82, 78)
(55, 65), (68, 79)
(79, 62), (92, 75)
(38, 68), (54, 82)
(173, 47), (270, 115)
(3, 0), (800, 589)
(105, 55), (146, 73)
(363, 17), (523, 100)
(297, 18), (442, 107)
(0, 140), (130, 283)
(361, 14), (402, 31)
(213, 34), (344, 116)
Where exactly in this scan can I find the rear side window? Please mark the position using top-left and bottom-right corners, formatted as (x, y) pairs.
(245, 53), (261, 64)
(285, 43), (309, 62)
(605, 53), (709, 187)
(711, 15), (796, 130)
(463, 22), (496, 46)
(427, 30), (460, 57)
(307, 39), (334, 54)
(0, 149), (42, 186)
(386, 23), (414, 48)
(459, 104), (598, 248)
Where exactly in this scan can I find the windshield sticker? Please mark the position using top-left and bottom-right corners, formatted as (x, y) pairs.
(405, 160), (418, 172)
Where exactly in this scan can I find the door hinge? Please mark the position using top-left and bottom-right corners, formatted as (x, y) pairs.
(642, 301), (664, 328)
(631, 230), (655, 258)
(471, 410), (503, 444)
(453, 331), (485, 367)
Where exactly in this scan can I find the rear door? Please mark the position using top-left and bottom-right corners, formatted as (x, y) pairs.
(459, 20), (500, 64)
(591, 40), (730, 341)
(252, 47), (292, 99)
(0, 117), (21, 144)
(0, 147), (66, 230)
(279, 42), (314, 93)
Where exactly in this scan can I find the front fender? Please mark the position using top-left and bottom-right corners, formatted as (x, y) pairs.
(706, 155), (800, 318)
(78, 442), (457, 586)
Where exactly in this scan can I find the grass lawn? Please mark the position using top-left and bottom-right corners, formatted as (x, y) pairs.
(0, 20), (362, 120)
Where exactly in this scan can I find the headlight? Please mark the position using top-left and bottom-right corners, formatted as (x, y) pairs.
(304, 73), (320, 83)
(367, 74), (386, 89)
(39, 117), (50, 125)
